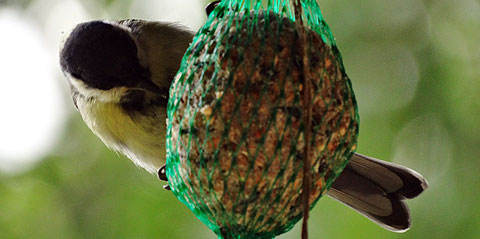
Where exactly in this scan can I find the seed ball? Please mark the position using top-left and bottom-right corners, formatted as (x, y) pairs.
(167, 12), (358, 238)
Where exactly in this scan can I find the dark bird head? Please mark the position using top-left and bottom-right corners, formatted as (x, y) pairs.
(60, 19), (194, 104)
(60, 21), (150, 92)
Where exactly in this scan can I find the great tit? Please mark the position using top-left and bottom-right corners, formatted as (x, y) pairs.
(59, 2), (427, 233)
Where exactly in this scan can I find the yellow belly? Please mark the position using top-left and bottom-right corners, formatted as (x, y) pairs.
(77, 98), (166, 174)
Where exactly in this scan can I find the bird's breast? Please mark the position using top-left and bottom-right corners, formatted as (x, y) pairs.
(76, 97), (167, 174)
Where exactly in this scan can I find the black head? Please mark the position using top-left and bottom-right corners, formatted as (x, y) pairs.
(60, 21), (149, 90)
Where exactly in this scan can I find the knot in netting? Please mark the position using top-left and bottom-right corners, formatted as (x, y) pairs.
(166, 1), (359, 238)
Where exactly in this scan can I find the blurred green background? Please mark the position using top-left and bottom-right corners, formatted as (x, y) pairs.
(0, 0), (479, 238)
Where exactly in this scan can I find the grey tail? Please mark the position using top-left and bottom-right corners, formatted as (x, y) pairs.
(327, 153), (428, 232)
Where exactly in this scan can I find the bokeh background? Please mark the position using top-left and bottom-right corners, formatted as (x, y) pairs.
(0, 0), (479, 238)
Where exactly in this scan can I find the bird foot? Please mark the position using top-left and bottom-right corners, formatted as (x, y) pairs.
(157, 164), (171, 191)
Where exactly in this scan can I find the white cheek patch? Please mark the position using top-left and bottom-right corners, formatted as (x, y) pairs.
(68, 74), (129, 102)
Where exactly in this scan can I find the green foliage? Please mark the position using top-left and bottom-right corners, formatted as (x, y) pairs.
(1, 0), (480, 238)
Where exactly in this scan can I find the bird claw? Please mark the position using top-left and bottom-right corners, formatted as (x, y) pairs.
(206, 0), (221, 17)
(157, 164), (168, 181)
(158, 165), (171, 190)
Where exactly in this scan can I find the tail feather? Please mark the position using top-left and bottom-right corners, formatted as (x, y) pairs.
(327, 153), (428, 232)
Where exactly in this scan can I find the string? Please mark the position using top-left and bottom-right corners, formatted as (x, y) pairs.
(293, 1), (313, 239)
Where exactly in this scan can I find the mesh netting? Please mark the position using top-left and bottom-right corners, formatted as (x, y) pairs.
(166, 1), (359, 238)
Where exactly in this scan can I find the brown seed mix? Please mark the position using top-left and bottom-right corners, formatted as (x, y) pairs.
(169, 12), (358, 236)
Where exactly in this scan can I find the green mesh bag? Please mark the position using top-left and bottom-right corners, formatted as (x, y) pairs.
(166, 0), (359, 238)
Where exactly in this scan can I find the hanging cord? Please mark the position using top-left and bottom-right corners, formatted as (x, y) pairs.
(293, 1), (312, 239)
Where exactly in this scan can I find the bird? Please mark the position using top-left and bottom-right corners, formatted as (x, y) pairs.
(59, 4), (427, 233)
(60, 19), (194, 175)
